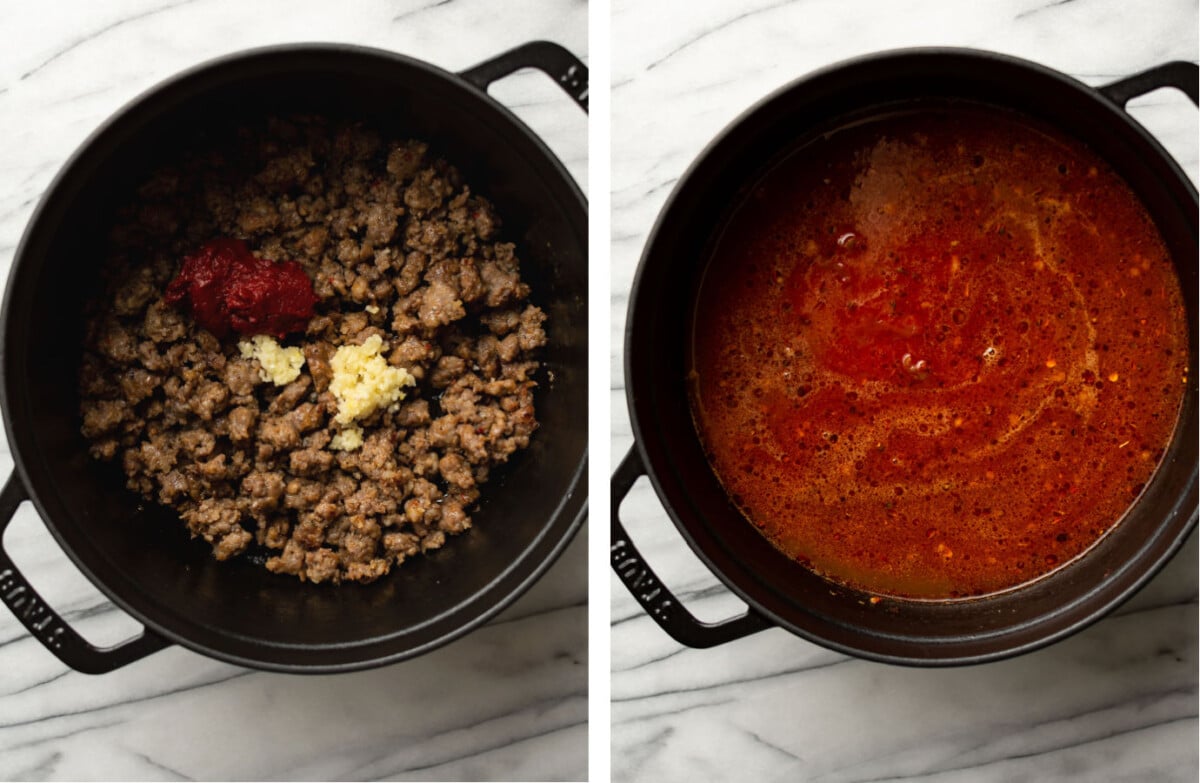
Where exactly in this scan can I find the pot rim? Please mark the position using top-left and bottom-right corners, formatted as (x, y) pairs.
(623, 46), (1198, 666)
(1, 42), (588, 673)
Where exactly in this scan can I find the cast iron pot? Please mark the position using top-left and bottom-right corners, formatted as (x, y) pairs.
(0, 42), (588, 674)
(613, 49), (1197, 666)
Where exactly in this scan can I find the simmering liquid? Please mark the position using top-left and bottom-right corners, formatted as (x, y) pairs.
(689, 106), (1188, 599)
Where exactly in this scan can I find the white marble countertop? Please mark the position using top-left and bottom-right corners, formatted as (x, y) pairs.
(0, 1), (587, 781)
(611, 1), (1198, 781)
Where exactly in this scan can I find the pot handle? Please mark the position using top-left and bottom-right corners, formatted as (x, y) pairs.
(0, 473), (169, 673)
(460, 41), (588, 113)
(611, 446), (773, 648)
(1099, 61), (1198, 108)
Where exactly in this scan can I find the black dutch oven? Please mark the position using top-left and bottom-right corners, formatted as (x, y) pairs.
(0, 42), (588, 673)
(613, 49), (1197, 665)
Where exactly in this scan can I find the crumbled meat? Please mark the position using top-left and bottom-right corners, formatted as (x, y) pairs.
(182, 498), (251, 560)
(416, 281), (465, 332)
(113, 268), (158, 317)
(118, 368), (161, 404)
(438, 453), (474, 489)
(303, 341), (334, 391)
(242, 470), (285, 516)
(227, 405), (257, 442)
(259, 416), (301, 450)
(78, 116), (547, 584)
(223, 359), (262, 396)
(386, 140), (427, 182)
(430, 355), (467, 388)
(81, 399), (130, 438)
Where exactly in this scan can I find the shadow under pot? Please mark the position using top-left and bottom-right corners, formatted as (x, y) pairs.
(613, 48), (1197, 666)
(0, 42), (588, 674)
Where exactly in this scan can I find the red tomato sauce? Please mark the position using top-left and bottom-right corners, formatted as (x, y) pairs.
(689, 106), (1189, 599)
(165, 237), (317, 339)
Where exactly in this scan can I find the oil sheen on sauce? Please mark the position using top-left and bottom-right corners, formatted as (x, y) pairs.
(689, 107), (1189, 599)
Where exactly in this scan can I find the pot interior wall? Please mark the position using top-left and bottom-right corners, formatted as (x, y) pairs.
(630, 52), (1196, 662)
(4, 50), (587, 667)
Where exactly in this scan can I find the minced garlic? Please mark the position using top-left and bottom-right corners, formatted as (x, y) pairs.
(329, 334), (415, 425)
(330, 424), (364, 451)
(238, 335), (305, 386)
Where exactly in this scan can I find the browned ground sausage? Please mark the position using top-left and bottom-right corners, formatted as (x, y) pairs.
(79, 117), (547, 583)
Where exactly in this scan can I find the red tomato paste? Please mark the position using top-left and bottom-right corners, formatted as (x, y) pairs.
(164, 238), (317, 339)
(689, 106), (1189, 599)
